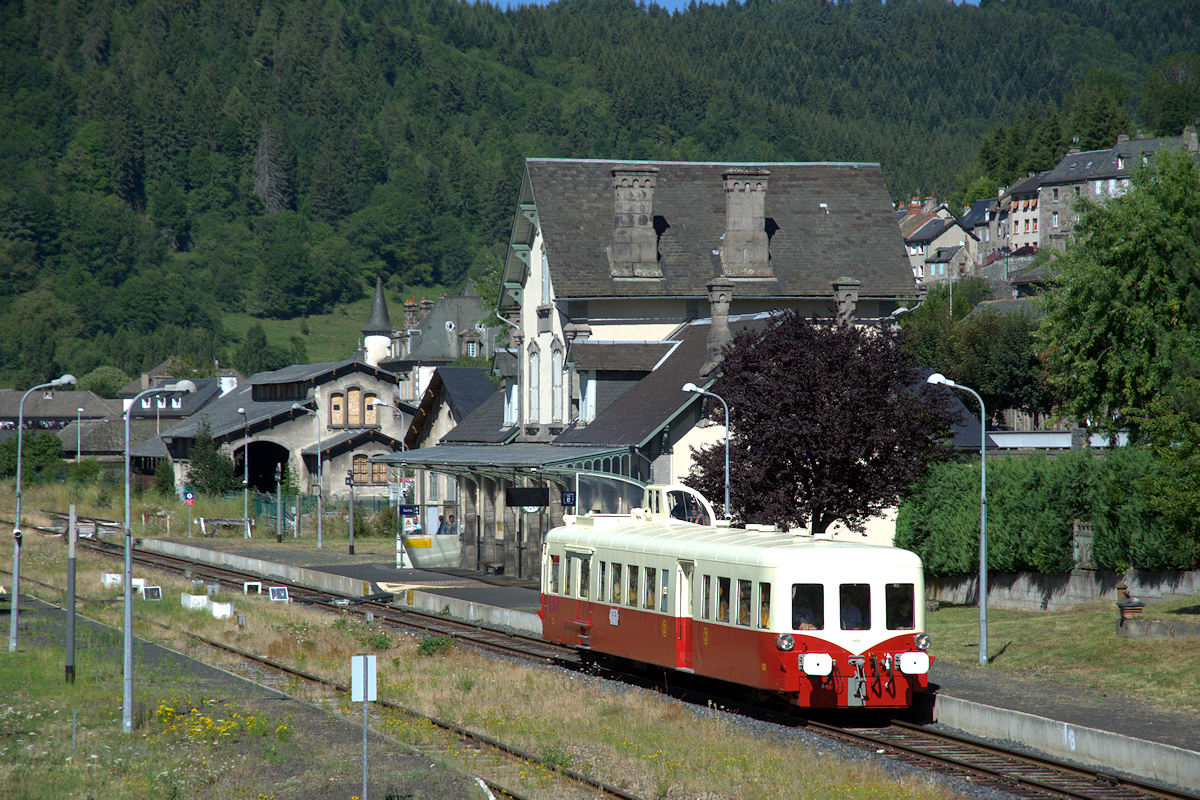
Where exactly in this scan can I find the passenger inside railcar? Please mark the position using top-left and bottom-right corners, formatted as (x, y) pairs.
(667, 491), (710, 525)
(737, 579), (752, 625)
(612, 564), (623, 604)
(840, 584), (870, 630)
(791, 583), (823, 630)
(627, 565), (639, 608)
(886, 583), (915, 630)
(717, 577), (731, 622)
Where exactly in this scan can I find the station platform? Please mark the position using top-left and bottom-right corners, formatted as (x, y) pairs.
(140, 536), (1200, 794)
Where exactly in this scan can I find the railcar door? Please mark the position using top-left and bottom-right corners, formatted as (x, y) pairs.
(566, 549), (594, 647)
(675, 560), (695, 671)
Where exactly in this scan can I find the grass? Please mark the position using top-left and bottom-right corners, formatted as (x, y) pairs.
(4, 495), (959, 800)
(926, 598), (1200, 716)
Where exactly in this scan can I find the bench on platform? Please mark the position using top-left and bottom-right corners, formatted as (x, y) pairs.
(197, 517), (254, 537)
(484, 561), (505, 575)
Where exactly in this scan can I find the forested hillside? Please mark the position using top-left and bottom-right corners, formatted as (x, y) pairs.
(1, 0), (1196, 387)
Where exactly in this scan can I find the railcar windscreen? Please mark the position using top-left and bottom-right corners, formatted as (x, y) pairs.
(885, 583), (915, 630)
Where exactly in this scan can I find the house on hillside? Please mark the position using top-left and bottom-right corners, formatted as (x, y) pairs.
(377, 157), (919, 575)
(904, 209), (977, 284)
(1038, 127), (1199, 251)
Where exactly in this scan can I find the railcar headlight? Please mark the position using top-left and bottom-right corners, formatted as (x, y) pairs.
(775, 633), (795, 651)
(914, 632), (931, 651)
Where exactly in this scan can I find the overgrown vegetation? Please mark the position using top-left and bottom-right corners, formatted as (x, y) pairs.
(897, 447), (1200, 575)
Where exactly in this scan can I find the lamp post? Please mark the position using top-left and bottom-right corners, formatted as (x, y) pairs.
(10, 374), (76, 653)
(927, 372), (988, 666)
(681, 382), (730, 519)
(236, 407), (250, 539)
(124, 380), (195, 731)
(346, 469), (356, 555)
(76, 407), (84, 462)
(291, 403), (323, 549)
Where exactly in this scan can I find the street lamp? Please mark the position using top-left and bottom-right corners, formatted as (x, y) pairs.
(124, 379), (194, 731)
(76, 407), (84, 463)
(682, 382), (730, 520)
(236, 407), (250, 539)
(291, 403), (323, 549)
(927, 372), (989, 666)
(9, 374), (76, 652)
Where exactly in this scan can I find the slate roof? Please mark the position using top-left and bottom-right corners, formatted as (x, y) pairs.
(437, 367), (498, 420)
(58, 419), (161, 456)
(1040, 135), (1191, 186)
(926, 246), (962, 264)
(0, 390), (118, 421)
(380, 287), (492, 369)
(510, 159), (914, 301)
(959, 198), (991, 230)
(159, 382), (305, 441)
(557, 315), (769, 447)
(125, 378), (220, 419)
(906, 215), (971, 245)
(363, 277), (393, 336)
(568, 341), (677, 371)
(438, 388), (513, 444)
(301, 428), (403, 458)
(249, 359), (402, 387)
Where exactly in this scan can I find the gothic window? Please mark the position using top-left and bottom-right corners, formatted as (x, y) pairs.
(528, 346), (540, 421)
(551, 345), (563, 423)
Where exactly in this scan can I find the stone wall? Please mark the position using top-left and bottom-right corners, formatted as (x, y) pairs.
(928, 568), (1200, 611)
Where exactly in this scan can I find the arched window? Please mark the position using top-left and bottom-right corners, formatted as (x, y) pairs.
(347, 387), (362, 426)
(551, 345), (563, 423)
(527, 347), (540, 421)
(330, 393), (345, 426)
(364, 393), (379, 426)
(352, 454), (369, 484)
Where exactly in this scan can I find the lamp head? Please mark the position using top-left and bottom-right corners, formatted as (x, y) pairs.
(682, 382), (700, 394)
(165, 379), (196, 393)
(54, 374), (77, 387)
(926, 373), (953, 387)
(291, 402), (314, 415)
(237, 407), (246, 415)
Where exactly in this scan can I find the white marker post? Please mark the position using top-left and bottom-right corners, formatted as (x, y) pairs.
(351, 654), (376, 800)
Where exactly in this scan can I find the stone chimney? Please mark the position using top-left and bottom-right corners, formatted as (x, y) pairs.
(907, 195), (921, 215)
(608, 165), (661, 278)
(702, 278), (734, 375)
(1185, 125), (1198, 154)
(1068, 136), (1080, 155)
(720, 169), (771, 278)
(419, 297), (434, 323)
(833, 277), (861, 326)
(404, 298), (418, 330)
(1116, 133), (1130, 143)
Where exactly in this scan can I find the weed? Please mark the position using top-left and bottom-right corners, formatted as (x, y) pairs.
(417, 635), (452, 656)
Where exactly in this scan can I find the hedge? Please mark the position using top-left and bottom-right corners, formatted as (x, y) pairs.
(895, 447), (1200, 575)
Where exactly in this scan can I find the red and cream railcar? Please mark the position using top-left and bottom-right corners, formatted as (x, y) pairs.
(539, 486), (931, 709)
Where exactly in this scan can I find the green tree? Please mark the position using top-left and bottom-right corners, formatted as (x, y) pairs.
(186, 421), (238, 495)
(685, 312), (960, 532)
(153, 457), (176, 496)
(0, 432), (63, 479)
(1141, 52), (1200, 137)
(78, 365), (132, 397)
(1036, 149), (1200, 438)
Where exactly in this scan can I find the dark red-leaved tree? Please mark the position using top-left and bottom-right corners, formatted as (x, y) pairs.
(685, 311), (960, 533)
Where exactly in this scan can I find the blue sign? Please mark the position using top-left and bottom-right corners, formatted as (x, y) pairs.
(561, 490), (577, 507)
(398, 504), (419, 515)
(184, 491), (195, 501)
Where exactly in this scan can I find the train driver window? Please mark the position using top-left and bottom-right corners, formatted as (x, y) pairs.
(791, 584), (824, 630)
(717, 577), (731, 622)
(667, 491), (710, 525)
(644, 567), (657, 609)
(886, 583), (915, 630)
(737, 579), (752, 626)
(612, 564), (623, 604)
(840, 584), (871, 630)
(628, 565), (639, 607)
(702, 575), (712, 619)
(549, 555), (560, 594)
(758, 582), (771, 628)
(579, 558), (590, 599)
(660, 569), (669, 612)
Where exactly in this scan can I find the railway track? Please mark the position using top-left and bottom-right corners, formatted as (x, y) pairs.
(13, 514), (1200, 800)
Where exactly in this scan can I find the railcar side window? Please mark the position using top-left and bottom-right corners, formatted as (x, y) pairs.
(599, 562), (607, 602)
(580, 558), (590, 599)
(612, 564), (623, 604)
(840, 583), (871, 630)
(885, 583), (914, 630)
(702, 575), (712, 619)
(628, 565), (639, 608)
(717, 577), (731, 622)
(660, 569), (669, 612)
(644, 567), (656, 609)
(758, 582), (771, 629)
(565, 556), (574, 596)
(791, 584), (823, 630)
(549, 555), (560, 594)
(737, 579), (752, 626)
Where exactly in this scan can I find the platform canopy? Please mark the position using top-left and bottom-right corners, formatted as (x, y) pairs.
(371, 442), (637, 484)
